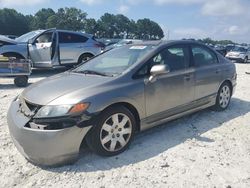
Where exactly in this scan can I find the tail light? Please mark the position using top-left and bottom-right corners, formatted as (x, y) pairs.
(94, 43), (105, 50)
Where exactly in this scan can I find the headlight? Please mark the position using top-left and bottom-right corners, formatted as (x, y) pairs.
(34, 103), (89, 118)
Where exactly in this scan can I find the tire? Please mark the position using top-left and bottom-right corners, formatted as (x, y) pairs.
(86, 106), (136, 156)
(244, 57), (248, 63)
(78, 53), (94, 64)
(213, 82), (232, 111)
(14, 76), (28, 87)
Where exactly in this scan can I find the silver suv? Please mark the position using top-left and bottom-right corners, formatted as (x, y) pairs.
(226, 46), (250, 63)
(7, 40), (237, 166)
(0, 29), (104, 68)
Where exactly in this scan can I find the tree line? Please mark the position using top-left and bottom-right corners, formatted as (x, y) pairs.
(0, 8), (164, 40)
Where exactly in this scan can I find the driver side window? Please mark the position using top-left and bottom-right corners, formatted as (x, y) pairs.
(35, 32), (53, 43)
(136, 45), (189, 77)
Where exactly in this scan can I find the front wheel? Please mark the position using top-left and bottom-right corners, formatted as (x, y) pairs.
(213, 82), (232, 111)
(86, 106), (136, 156)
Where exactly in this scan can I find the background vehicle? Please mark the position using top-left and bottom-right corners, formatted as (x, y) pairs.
(0, 29), (104, 68)
(214, 45), (227, 56)
(8, 40), (236, 166)
(105, 39), (143, 51)
(226, 46), (250, 63)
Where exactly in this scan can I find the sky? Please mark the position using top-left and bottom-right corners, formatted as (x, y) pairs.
(0, 0), (250, 43)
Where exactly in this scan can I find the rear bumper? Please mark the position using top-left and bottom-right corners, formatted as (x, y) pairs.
(7, 100), (92, 166)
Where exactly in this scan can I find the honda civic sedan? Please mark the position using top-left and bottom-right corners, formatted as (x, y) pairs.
(7, 40), (237, 166)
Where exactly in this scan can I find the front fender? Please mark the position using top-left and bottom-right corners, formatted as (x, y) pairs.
(0, 44), (28, 58)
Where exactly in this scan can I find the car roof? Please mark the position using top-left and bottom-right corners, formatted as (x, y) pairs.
(55, 29), (93, 38)
(129, 40), (207, 47)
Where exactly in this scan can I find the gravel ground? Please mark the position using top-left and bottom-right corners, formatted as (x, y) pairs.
(0, 64), (250, 188)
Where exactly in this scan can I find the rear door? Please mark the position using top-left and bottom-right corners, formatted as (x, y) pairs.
(28, 30), (59, 67)
(58, 32), (89, 65)
(191, 45), (222, 101)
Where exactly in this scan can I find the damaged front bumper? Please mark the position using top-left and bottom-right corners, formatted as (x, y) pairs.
(7, 100), (92, 166)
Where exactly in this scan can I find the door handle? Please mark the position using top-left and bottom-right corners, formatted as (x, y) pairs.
(216, 69), (221, 74)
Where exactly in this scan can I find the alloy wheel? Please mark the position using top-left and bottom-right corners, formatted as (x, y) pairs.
(100, 113), (132, 152)
(219, 85), (231, 108)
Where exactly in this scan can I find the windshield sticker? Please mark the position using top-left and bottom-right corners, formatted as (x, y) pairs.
(130, 46), (147, 50)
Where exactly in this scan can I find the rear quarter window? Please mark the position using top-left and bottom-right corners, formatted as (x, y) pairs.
(59, 32), (88, 43)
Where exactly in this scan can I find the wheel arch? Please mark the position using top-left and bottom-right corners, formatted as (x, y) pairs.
(77, 52), (95, 63)
(101, 102), (141, 132)
(2, 52), (25, 59)
(219, 79), (233, 96)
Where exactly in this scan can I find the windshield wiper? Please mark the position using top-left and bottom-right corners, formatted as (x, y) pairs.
(73, 70), (112, 77)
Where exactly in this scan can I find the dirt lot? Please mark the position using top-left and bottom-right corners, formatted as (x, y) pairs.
(0, 64), (250, 188)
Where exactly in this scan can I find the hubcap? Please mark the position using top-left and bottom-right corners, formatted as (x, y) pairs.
(219, 85), (231, 108)
(82, 56), (91, 63)
(100, 113), (132, 152)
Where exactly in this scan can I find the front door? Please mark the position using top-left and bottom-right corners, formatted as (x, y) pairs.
(144, 45), (195, 122)
(28, 30), (59, 67)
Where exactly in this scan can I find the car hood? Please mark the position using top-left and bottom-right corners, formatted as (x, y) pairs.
(0, 35), (17, 45)
(21, 72), (114, 105)
(227, 51), (245, 56)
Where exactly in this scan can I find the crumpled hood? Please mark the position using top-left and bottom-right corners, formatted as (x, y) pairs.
(0, 35), (17, 45)
(21, 72), (114, 105)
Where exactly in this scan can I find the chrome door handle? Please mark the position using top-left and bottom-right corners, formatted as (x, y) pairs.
(216, 69), (221, 74)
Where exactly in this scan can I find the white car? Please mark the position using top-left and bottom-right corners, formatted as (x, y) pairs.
(226, 46), (250, 63)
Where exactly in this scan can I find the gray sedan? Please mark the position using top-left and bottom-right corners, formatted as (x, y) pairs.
(0, 29), (104, 68)
(7, 40), (237, 166)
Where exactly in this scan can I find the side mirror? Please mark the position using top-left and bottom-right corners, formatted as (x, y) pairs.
(28, 39), (33, 44)
(149, 64), (170, 82)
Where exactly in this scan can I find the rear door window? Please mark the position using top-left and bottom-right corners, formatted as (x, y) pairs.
(59, 32), (88, 43)
(192, 46), (218, 67)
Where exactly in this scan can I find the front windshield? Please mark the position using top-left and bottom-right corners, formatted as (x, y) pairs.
(73, 45), (154, 76)
(231, 47), (247, 52)
(15, 30), (43, 43)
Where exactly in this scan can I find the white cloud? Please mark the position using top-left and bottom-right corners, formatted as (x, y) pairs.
(172, 28), (208, 39)
(202, 0), (245, 16)
(118, 5), (130, 14)
(228, 26), (241, 35)
(0, 0), (46, 6)
(226, 25), (249, 36)
(154, 0), (204, 5)
(79, 0), (104, 6)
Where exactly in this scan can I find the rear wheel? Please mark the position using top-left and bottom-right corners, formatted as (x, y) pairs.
(78, 53), (94, 64)
(213, 82), (232, 111)
(244, 56), (248, 63)
(14, 76), (28, 87)
(86, 106), (136, 156)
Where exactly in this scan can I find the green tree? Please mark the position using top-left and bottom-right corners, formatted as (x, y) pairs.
(98, 13), (118, 38)
(0, 8), (29, 36)
(46, 8), (87, 31)
(32, 8), (55, 29)
(84, 18), (97, 34)
(136, 18), (164, 40)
